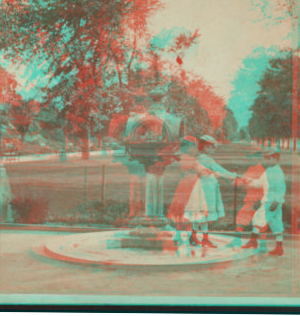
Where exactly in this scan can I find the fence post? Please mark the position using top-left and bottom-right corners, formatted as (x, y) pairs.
(101, 164), (106, 201)
(277, 137), (281, 151)
(84, 166), (87, 203)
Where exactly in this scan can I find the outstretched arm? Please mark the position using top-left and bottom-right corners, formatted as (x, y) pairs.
(244, 173), (266, 188)
(195, 161), (218, 177)
(200, 156), (236, 179)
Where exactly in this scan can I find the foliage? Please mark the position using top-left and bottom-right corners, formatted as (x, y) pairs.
(220, 107), (239, 141)
(164, 77), (212, 137)
(0, 0), (235, 152)
(0, 0), (163, 154)
(11, 191), (49, 224)
(239, 126), (250, 140)
(187, 78), (226, 131)
(250, 0), (292, 26)
(227, 46), (282, 129)
(48, 199), (129, 226)
(248, 51), (294, 139)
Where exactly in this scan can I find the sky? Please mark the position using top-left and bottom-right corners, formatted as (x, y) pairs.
(1, 0), (292, 128)
(148, 0), (292, 127)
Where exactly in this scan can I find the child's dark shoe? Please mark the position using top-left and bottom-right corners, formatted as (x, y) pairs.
(269, 242), (283, 256)
(242, 238), (258, 249)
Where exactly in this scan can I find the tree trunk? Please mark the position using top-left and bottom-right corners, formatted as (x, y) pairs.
(116, 62), (122, 88)
(98, 131), (102, 148)
(59, 128), (67, 162)
(127, 35), (137, 86)
(82, 126), (90, 160)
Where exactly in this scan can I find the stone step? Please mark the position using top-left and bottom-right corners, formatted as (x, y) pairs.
(106, 234), (178, 251)
(120, 236), (177, 251)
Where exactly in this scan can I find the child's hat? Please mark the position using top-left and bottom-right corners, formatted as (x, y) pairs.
(200, 135), (218, 147)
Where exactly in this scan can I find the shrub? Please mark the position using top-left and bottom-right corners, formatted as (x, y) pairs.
(101, 199), (129, 224)
(11, 191), (49, 224)
(61, 199), (130, 226)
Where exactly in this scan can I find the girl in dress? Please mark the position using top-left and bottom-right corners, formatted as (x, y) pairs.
(168, 135), (214, 246)
(195, 135), (237, 248)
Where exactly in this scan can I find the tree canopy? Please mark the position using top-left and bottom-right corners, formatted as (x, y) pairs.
(0, 0), (235, 157)
(248, 50), (294, 139)
(0, 0), (162, 124)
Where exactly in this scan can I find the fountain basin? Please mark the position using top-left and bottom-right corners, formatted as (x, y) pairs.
(33, 230), (259, 267)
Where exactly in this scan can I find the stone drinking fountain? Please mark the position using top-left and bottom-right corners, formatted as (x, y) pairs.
(34, 88), (260, 266)
(121, 88), (182, 227)
(105, 88), (184, 251)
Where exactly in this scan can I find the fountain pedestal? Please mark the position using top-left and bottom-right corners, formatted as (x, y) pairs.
(122, 144), (174, 229)
(116, 145), (178, 250)
(107, 227), (177, 251)
(108, 89), (182, 249)
(145, 172), (164, 217)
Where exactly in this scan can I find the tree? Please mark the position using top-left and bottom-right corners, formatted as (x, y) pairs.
(250, 0), (292, 26)
(12, 100), (40, 141)
(187, 78), (227, 132)
(164, 77), (212, 137)
(216, 107), (238, 141)
(239, 126), (250, 141)
(248, 52), (294, 139)
(0, 0), (163, 159)
(227, 46), (282, 129)
(0, 67), (22, 154)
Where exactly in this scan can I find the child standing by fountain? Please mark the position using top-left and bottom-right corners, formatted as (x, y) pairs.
(241, 149), (286, 256)
(226, 150), (265, 249)
(194, 135), (237, 248)
(168, 135), (214, 246)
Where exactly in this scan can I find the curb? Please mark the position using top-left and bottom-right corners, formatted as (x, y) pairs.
(2, 150), (125, 165)
(0, 223), (122, 233)
(0, 223), (297, 239)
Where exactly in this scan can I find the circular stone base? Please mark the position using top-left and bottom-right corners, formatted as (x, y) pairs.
(122, 216), (170, 227)
(33, 230), (260, 267)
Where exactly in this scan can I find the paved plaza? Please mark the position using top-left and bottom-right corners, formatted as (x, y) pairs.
(0, 229), (297, 296)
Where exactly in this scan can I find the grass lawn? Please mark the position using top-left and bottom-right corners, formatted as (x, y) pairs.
(4, 143), (296, 230)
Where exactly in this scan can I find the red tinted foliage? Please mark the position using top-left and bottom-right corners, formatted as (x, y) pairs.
(0, 67), (22, 106)
(187, 79), (227, 130)
(11, 192), (49, 224)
